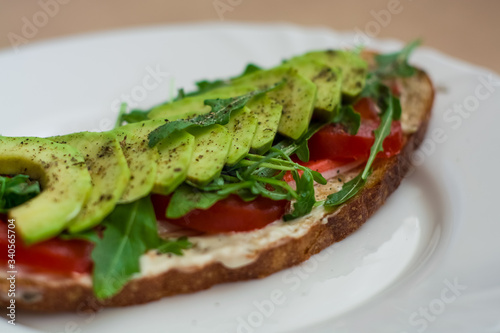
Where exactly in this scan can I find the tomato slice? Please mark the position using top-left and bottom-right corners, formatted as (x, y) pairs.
(283, 158), (353, 183)
(152, 194), (289, 233)
(308, 98), (403, 161)
(0, 218), (93, 275)
(352, 97), (380, 121)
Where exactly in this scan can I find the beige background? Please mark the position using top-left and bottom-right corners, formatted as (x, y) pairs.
(1, 0), (499, 73)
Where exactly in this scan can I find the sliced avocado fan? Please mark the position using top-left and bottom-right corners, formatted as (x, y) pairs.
(0, 136), (92, 244)
(121, 120), (195, 195)
(296, 50), (368, 98)
(283, 57), (342, 116)
(232, 66), (317, 140)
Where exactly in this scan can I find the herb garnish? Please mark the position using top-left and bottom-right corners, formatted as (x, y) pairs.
(374, 39), (421, 78)
(332, 105), (361, 135)
(91, 196), (191, 299)
(0, 175), (40, 213)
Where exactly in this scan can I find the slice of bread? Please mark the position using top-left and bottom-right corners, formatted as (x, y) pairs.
(0, 54), (434, 312)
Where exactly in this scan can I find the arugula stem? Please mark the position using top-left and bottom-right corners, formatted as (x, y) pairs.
(246, 154), (298, 167)
(216, 181), (254, 195)
(237, 160), (294, 171)
(221, 174), (239, 183)
(251, 176), (298, 199)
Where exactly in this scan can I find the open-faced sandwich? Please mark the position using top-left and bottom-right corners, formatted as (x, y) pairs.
(0, 41), (433, 311)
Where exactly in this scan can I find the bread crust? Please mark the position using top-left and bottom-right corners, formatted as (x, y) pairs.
(0, 68), (434, 312)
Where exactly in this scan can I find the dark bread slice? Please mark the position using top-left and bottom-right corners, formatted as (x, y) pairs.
(0, 58), (434, 313)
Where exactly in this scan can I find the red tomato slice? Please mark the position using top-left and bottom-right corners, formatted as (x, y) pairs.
(353, 97), (380, 121)
(283, 159), (353, 183)
(0, 218), (93, 275)
(308, 120), (402, 160)
(308, 98), (403, 161)
(152, 194), (289, 233)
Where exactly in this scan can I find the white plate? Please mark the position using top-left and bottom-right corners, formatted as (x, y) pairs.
(1, 23), (499, 333)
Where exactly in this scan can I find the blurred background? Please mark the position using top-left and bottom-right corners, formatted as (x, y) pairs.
(1, 0), (499, 72)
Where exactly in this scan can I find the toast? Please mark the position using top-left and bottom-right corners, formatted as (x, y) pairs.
(0, 51), (434, 312)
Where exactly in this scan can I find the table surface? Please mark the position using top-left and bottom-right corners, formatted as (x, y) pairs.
(1, 0), (498, 73)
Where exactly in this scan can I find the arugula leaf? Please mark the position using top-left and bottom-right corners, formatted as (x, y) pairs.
(310, 170), (327, 185)
(166, 184), (228, 219)
(283, 169), (316, 221)
(0, 175), (40, 213)
(324, 173), (366, 207)
(374, 39), (421, 78)
(190, 79), (227, 96)
(91, 196), (191, 299)
(233, 63), (262, 79)
(295, 141), (309, 162)
(157, 236), (192, 255)
(361, 93), (400, 179)
(114, 101), (151, 126)
(92, 196), (159, 299)
(121, 110), (150, 124)
(361, 78), (401, 121)
(148, 85), (278, 147)
(325, 87), (400, 208)
(332, 105), (361, 135)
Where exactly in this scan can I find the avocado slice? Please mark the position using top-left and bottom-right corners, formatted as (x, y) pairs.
(296, 50), (368, 98)
(283, 58), (342, 115)
(154, 130), (195, 194)
(148, 85), (256, 121)
(232, 67), (317, 140)
(0, 136), (92, 244)
(121, 120), (195, 195)
(186, 124), (232, 186)
(49, 132), (130, 233)
(225, 106), (258, 165)
(247, 94), (282, 154)
(112, 128), (158, 203)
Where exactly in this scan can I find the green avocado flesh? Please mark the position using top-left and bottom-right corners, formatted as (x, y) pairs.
(296, 50), (368, 98)
(112, 128), (158, 203)
(154, 130), (195, 194)
(186, 124), (232, 186)
(49, 132), (130, 233)
(232, 66), (317, 140)
(0, 136), (92, 244)
(225, 106), (258, 165)
(247, 94), (282, 154)
(283, 58), (342, 115)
